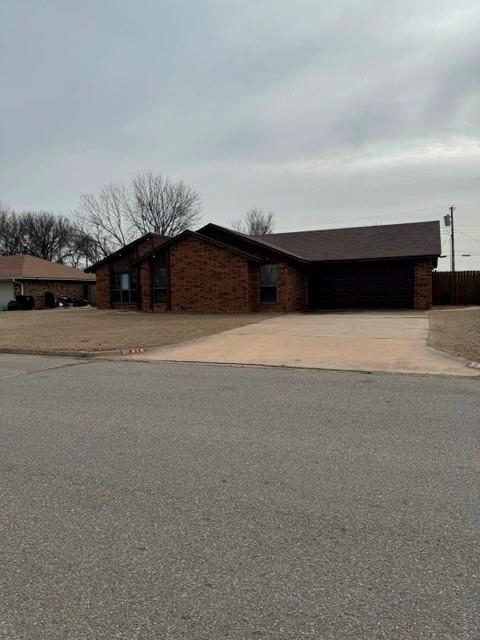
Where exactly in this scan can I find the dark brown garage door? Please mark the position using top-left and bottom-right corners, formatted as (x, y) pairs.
(309, 260), (414, 309)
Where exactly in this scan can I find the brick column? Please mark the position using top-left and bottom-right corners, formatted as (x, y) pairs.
(139, 262), (152, 311)
(95, 264), (113, 309)
(414, 259), (433, 309)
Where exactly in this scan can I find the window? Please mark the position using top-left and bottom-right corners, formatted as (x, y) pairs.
(113, 272), (137, 303)
(260, 264), (277, 303)
(153, 267), (168, 303)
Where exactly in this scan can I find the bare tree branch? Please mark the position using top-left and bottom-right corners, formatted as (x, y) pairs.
(75, 183), (133, 258)
(232, 208), (275, 235)
(129, 172), (202, 236)
(73, 173), (202, 259)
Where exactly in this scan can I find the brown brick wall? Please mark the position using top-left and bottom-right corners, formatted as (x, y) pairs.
(94, 232), (307, 314)
(169, 235), (250, 312)
(414, 259), (433, 309)
(286, 264), (309, 311)
(248, 263), (260, 311)
(95, 264), (111, 309)
(20, 280), (88, 309)
(248, 262), (308, 312)
(139, 261), (151, 311)
(138, 235), (166, 257)
(95, 236), (164, 310)
(135, 246), (309, 314)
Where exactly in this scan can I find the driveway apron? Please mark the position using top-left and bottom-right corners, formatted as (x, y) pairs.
(127, 311), (479, 377)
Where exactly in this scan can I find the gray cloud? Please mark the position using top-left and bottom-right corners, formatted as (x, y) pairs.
(1, 0), (479, 268)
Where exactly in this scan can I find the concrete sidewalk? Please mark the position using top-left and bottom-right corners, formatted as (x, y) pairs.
(126, 311), (479, 377)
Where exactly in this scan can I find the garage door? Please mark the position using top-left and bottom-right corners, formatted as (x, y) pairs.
(0, 282), (14, 307)
(309, 260), (414, 309)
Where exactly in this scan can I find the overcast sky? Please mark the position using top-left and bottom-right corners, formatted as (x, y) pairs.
(1, 0), (479, 268)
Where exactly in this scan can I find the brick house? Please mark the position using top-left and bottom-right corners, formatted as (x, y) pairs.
(0, 254), (96, 309)
(86, 221), (441, 312)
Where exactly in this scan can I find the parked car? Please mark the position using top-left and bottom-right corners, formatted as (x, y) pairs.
(57, 296), (89, 307)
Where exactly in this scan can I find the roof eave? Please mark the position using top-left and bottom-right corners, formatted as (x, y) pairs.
(85, 233), (168, 272)
(198, 223), (309, 263)
(5, 276), (95, 281)
(308, 253), (441, 264)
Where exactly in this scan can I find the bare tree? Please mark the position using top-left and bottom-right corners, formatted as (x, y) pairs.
(21, 212), (76, 263)
(0, 200), (9, 223)
(129, 172), (202, 236)
(0, 202), (14, 253)
(74, 173), (202, 259)
(0, 209), (27, 255)
(75, 184), (134, 258)
(71, 229), (105, 267)
(0, 206), (93, 266)
(232, 208), (275, 235)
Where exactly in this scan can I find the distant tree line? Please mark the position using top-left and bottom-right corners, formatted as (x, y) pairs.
(0, 202), (94, 267)
(1, 172), (276, 267)
(0, 172), (203, 266)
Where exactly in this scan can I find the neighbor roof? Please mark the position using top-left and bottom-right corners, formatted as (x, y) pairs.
(254, 221), (441, 262)
(0, 255), (95, 281)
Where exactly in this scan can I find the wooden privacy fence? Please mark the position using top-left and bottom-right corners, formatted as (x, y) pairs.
(433, 271), (480, 305)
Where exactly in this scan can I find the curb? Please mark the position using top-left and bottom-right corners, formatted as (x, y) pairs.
(116, 357), (480, 380)
(0, 347), (118, 359)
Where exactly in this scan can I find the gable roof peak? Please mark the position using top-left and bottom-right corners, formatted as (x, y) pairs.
(85, 232), (170, 272)
(130, 229), (262, 266)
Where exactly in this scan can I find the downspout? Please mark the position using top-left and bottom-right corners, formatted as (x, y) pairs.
(11, 278), (24, 295)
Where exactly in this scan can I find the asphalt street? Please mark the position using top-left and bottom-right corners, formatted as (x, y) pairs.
(0, 354), (479, 639)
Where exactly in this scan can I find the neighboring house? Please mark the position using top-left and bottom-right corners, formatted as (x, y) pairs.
(86, 221), (441, 312)
(0, 255), (96, 309)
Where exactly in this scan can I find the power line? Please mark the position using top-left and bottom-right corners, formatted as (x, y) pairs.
(440, 232), (450, 254)
(456, 229), (480, 245)
(279, 204), (452, 232)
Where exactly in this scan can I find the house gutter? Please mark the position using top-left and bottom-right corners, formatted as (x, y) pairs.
(11, 278), (24, 295)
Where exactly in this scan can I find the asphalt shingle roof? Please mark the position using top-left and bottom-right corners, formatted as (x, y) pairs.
(253, 220), (441, 262)
(0, 255), (95, 281)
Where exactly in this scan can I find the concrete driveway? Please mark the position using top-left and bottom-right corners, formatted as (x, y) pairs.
(128, 311), (478, 377)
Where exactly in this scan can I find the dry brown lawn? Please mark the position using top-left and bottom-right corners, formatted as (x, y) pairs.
(0, 308), (268, 355)
(428, 307), (480, 362)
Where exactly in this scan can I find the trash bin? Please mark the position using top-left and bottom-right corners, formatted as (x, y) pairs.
(15, 295), (35, 310)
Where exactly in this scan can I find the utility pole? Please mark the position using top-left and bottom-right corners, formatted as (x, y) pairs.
(449, 205), (455, 273)
(444, 206), (456, 272)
